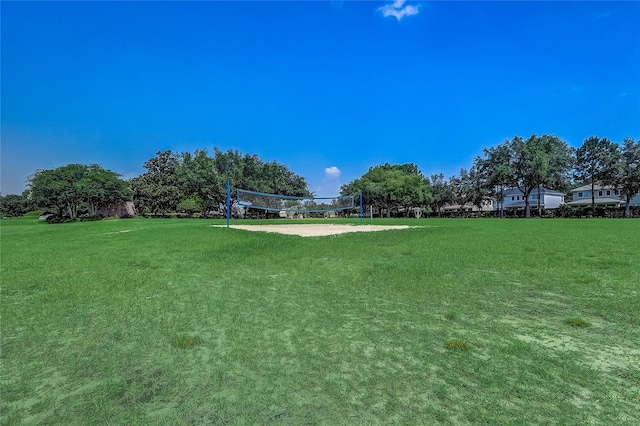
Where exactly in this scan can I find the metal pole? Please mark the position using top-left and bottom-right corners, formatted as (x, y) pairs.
(226, 179), (231, 228)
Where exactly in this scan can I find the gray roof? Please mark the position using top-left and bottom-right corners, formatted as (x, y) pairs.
(571, 183), (618, 192)
(503, 187), (565, 196)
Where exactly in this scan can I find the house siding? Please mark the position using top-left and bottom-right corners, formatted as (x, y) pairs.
(495, 187), (565, 210)
(567, 184), (640, 207)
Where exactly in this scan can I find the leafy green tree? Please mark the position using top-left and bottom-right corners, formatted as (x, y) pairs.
(428, 173), (453, 216)
(177, 195), (203, 217)
(464, 160), (490, 211)
(29, 164), (89, 219)
(131, 150), (181, 215)
(341, 163), (431, 218)
(617, 137), (640, 218)
(176, 150), (221, 216)
(447, 165), (489, 215)
(0, 194), (28, 217)
(531, 134), (574, 216)
(77, 165), (132, 216)
(133, 147), (309, 217)
(574, 136), (621, 214)
(507, 134), (573, 218)
(478, 143), (513, 218)
(211, 148), (310, 216)
(448, 170), (468, 208)
(29, 164), (131, 220)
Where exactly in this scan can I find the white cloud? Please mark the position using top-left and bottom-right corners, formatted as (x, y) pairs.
(324, 166), (341, 180)
(378, 0), (420, 21)
(315, 166), (342, 198)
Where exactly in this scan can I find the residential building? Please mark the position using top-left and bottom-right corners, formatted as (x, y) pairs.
(494, 187), (565, 211)
(566, 184), (640, 208)
(441, 199), (493, 213)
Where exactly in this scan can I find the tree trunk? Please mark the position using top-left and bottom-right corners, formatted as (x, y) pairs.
(625, 196), (631, 218)
(537, 184), (542, 217)
(66, 203), (78, 220)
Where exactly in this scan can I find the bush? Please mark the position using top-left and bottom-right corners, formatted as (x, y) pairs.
(46, 215), (76, 224)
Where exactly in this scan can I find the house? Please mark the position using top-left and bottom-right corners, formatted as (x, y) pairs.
(566, 184), (640, 208)
(441, 199), (494, 213)
(494, 187), (565, 211)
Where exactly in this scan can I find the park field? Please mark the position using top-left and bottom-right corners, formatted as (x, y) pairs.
(1, 217), (639, 424)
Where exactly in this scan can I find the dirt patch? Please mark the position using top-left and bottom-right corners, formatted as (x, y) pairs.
(212, 224), (413, 237)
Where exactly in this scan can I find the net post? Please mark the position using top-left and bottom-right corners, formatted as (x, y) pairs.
(226, 179), (231, 228)
(359, 192), (363, 225)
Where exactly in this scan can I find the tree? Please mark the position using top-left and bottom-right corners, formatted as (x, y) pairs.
(28, 164), (130, 220)
(341, 163), (431, 218)
(574, 136), (621, 214)
(0, 194), (28, 217)
(478, 143), (513, 218)
(77, 165), (132, 216)
(211, 148), (310, 216)
(177, 195), (203, 217)
(506, 134), (573, 218)
(131, 147), (310, 217)
(464, 159), (490, 211)
(428, 173), (453, 216)
(131, 150), (181, 215)
(176, 149), (221, 216)
(617, 137), (640, 218)
(533, 134), (574, 216)
(448, 170), (468, 209)
(29, 164), (88, 219)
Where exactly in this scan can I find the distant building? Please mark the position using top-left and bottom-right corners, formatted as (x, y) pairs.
(495, 187), (565, 211)
(440, 200), (493, 213)
(566, 184), (640, 208)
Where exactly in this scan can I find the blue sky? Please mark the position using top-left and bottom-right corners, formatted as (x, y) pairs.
(2, 1), (639, 197)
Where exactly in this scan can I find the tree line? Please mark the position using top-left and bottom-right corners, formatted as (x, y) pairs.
(339, 134), (639, 219)
(2, 135), (638, 220)
(1, 148), (309, 220)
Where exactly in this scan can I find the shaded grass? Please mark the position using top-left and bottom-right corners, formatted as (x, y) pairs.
(565, 318), (590, 328)
(1, 217), (639, 424)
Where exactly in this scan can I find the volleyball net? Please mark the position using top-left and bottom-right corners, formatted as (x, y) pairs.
(236, 189), (355, 214)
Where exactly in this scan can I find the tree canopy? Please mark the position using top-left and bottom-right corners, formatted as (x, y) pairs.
(131, 148), (310, 217)
(574, 136), (621, 214)
(13, 134), (639, 220)
(29, 164), (131, 220)
(341, 163), (431, 217)
(617, 137), (640, 218)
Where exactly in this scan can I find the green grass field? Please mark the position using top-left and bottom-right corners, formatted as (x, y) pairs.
(1, 217), (639, 424)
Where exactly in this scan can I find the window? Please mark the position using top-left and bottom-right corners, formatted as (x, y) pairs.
(615, 190), (619, 195)
(606, 190), (611, 196)
(512, 196), (514, 201)
(599, 191), (603, 197)
(578, 192), (583, 197)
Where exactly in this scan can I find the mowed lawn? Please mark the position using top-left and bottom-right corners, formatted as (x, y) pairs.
(1, 217), (639, 425)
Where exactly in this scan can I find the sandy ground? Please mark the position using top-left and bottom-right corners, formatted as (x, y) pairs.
(212, 223), (412, 237)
